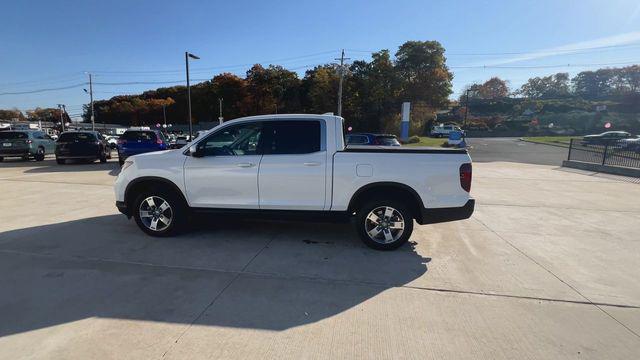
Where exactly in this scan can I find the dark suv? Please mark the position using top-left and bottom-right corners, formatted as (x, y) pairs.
(55, 131), (111, 164)
(0, 130), (56, 162)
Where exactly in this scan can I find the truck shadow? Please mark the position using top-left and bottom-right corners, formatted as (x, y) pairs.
(0, 214), (429, 336)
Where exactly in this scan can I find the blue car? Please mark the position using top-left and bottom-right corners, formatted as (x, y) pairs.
(117, 129), (169, 166)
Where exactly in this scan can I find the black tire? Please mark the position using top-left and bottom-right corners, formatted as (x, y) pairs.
(118, 156), (125, 166)
(99, 150), (107, 163)
(132, 187), (187, 237)
(56, 158), (65, 165)
(355, 198), (414, 251)
(0, 157), (3, 162)
(34, 147), (45, 161)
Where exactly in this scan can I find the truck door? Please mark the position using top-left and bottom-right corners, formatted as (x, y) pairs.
(258, 120), (327, 210)
(183, 122), (263, 208)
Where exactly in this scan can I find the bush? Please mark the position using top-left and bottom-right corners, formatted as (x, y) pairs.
(406, 135), (420, 144)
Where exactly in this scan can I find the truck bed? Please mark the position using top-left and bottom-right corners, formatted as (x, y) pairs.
(342, 145), (467, 154)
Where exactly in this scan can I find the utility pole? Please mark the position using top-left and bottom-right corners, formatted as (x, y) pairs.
(87, 73), (95, 131)
(335, 49), (350, 117)
(218, 98), (223, 125)
(463, 89), (471, 128)
(57, 104), (65, 132)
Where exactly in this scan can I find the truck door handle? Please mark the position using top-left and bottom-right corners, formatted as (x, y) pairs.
(303, 162), (321, 166)
(236, 162), (255, 168)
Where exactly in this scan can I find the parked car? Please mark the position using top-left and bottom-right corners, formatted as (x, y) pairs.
(0, 130), (56, 162)
(430, 124), (463, 138)
(173, 135), (189, 148)
(105, 135), (119, 149)
(117, 129), (169, 166)
(55, 131), (112, 164)
(619, 136), (640, 152)
(345, 133), (401, 146)
(581, 131), (633, 145)
(114, 114), (474, 250)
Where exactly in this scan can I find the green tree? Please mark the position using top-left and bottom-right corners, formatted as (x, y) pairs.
(394, 40), (453, 108)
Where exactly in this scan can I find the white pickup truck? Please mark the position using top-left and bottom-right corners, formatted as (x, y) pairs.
(115, 114), (474, 250)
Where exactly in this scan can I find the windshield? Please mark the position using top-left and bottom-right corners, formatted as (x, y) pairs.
(58, 133), (96, 142)
(376, 136), (400, 146)
(0, 132), (27, 139)
(121, 131), (157, 142)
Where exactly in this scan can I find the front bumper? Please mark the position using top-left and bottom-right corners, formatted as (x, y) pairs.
(417, 199), (475, 225)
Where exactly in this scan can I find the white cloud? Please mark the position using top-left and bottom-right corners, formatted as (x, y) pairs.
(479, 31), (640, 66)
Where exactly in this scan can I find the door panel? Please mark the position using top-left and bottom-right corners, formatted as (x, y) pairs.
(257, 120), (326, 210)
(258, 151), (327, 210)
(184, 155), (262, 208)
(183, 121), (263, 208)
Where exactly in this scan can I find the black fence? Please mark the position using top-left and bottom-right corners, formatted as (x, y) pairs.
(568, 139), (640, 169)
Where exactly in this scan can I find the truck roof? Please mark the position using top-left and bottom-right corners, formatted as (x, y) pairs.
(223, 113), (343, 125)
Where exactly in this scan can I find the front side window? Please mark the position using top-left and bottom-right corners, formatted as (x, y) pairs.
(198, 122), (262, 156)
(263, 121), (321, 155)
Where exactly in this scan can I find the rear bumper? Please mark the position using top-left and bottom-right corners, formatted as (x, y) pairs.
(116, 201), (131, 218)
(417, 199), (475, 225)
(0, 148), (31, 157)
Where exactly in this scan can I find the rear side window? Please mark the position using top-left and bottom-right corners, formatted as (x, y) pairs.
(121, 131), (157, 142)
(0, 132), (28, 139)
(59, 133), (97, 142)
(263, 121), (321, 154)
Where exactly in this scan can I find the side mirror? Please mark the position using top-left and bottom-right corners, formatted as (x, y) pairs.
(189, 145), (203, 157)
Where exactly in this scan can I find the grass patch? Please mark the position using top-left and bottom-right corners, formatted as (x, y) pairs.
(521, 136), (581, 148)
(404, 137), (447, 147)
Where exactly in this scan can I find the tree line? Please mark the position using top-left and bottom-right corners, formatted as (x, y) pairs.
(74, 40), (452, 133)
(461, 65), (640, 101)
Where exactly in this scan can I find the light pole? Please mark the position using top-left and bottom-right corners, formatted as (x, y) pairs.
(463, 88), (471, 129)
(218, 98), (224, 125)
(185, 51), (200, 140)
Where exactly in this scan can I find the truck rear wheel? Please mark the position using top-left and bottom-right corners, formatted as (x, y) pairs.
(355, 199), (413, 250)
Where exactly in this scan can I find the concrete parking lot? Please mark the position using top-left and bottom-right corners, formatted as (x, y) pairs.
(0, 154), (639, 359)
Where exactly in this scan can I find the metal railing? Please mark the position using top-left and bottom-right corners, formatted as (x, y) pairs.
(568, 138), (640, 169)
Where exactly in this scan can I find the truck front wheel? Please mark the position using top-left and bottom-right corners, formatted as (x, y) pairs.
(355, 199), (414, 250)
(132, 188), (186, 237)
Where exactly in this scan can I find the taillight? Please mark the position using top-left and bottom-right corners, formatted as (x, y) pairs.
(26, 140), (33, 144)
(156, 138), (163, 145)
(460, 163), (472, 192)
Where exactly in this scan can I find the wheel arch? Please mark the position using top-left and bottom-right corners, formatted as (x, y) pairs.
(347, 182), (424, 219)
(124, 176), (187, 209)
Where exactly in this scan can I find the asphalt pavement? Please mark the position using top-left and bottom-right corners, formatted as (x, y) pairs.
(467, 137), (568, 165)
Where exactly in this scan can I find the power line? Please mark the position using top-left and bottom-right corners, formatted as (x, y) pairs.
(88, 50), (338, 75)
(449, 60), (639, 69)
(0, 83), (87, 96)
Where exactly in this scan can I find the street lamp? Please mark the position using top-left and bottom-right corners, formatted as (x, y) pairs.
(185, 52), (200, 140)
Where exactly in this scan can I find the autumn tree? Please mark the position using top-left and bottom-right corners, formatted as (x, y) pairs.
(395, 40), (453, 108)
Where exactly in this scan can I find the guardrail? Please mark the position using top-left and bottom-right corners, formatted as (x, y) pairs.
(568, 138), (640, 169)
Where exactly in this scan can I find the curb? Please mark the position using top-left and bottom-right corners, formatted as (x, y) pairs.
(562, 160), (640, 178)
(519, 138), (569, 149)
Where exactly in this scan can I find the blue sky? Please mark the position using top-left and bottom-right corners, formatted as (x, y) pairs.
(1, 0), (639, 119)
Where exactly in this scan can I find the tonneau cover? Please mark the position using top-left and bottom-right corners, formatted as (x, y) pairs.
(342, 145), (467, 154)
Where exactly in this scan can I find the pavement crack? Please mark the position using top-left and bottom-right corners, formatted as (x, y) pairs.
(475, 217), (640, 340)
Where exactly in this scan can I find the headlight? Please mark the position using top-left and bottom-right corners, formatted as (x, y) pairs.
(121, 160), (134, 171)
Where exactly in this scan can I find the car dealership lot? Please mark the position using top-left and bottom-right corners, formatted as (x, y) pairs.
(0, 156), (639, 359)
